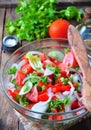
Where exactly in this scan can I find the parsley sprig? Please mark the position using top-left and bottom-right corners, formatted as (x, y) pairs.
(5, 0), (59, 41)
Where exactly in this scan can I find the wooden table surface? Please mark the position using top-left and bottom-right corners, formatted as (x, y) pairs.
(0, 1), (91, 130)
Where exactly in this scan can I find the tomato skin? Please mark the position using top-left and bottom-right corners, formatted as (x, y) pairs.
(39, 53), (46, 62)
(51, 96), (58, 100)
(49, 19), (70, 39)
(56, 62), (67, 77)
(71, 100), (81, 110)
(8, 89), (19, 101)
(63, 51), (77, 67)
(21, 63), (34, 75)
(26, 87), (38, 103)
(16, 70), (26, 86)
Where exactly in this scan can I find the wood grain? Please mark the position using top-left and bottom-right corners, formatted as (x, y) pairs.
(68, 25), (91, 112)
(0, 8), (19, 130)
(68, 25), (91, 79)
(0, 0), (91, 8)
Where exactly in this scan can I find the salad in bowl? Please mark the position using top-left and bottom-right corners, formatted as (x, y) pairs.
(1, 38), (88, 126)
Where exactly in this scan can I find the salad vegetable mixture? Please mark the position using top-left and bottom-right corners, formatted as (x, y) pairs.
(7, 48), (84, 120)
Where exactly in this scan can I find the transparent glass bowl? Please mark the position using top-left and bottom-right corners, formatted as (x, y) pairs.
(1, 38), (88, 127)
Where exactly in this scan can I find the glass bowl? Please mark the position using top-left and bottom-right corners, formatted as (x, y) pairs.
(1, 38), (88, 127)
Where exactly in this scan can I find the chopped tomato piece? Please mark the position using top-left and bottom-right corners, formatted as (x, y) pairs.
(48, 115), (53, 120)
(21, 63), (34, 74)
(57, 62), (68, 77)
(55, 115), (63, 120)
(73, 83), (78, 88)
(71, 100), (80, 110)
(47, 83), (52, 88)
(38, 81), (44, 87)
(63, 51), (77, 67)
(51, 96), (58, 100)
(16, 70), (26, 86)
(38, 92), (49, 101)
(8, 89), (19, 101)
(39, 53), (46, 62)
(26, 87), (38, 103)
(21, 56), (29, 64)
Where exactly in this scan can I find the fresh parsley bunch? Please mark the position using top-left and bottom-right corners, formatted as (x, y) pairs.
(5, 0), (60, 41)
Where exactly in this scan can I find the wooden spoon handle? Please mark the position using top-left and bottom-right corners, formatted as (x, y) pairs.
(68, 25), (91, 80)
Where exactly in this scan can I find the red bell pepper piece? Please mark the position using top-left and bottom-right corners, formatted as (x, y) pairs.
(38, 92), (49, 101)
(59, 85), (71, 92)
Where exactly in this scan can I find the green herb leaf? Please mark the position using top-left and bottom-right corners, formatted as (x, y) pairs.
(8, 66), (17, 75)
(5, 0), (59, 41)
(19, 96), (29, 106)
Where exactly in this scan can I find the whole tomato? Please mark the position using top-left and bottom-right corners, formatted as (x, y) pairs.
(48, 19), (70, 39)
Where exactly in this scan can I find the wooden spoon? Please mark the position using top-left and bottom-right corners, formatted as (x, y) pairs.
(68, 25), (91, 112)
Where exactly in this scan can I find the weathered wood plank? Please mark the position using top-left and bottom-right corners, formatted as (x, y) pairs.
(0, 8), (19, 130)
(0, 8), (5, 65)
(0, 0), (18, 8)
(0, 0), (91, 8)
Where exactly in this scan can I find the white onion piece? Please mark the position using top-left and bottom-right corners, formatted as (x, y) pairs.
(63, 91), (70, 96)
(8, 82), (15, 89)
(29, 60), (44, 73)
(27, 51), (42, 55)
(11, 63), (18, 69)
(64, 105), (71, 112)
(69, 95), (76, 104)
(19, 81), (32, 95)
(55, 92), (65, 100)
(44, 68), (53, 76)
(68, 81), (75, 97)
(31, 99), (51, 119)
(48, 50), (64, 61)
(47, 88), (54, 98)
(74, 91), (82, 102)
(18, 60), (26, 70)
(43, 59), (53, 65)
(70, 73), (80, 83)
